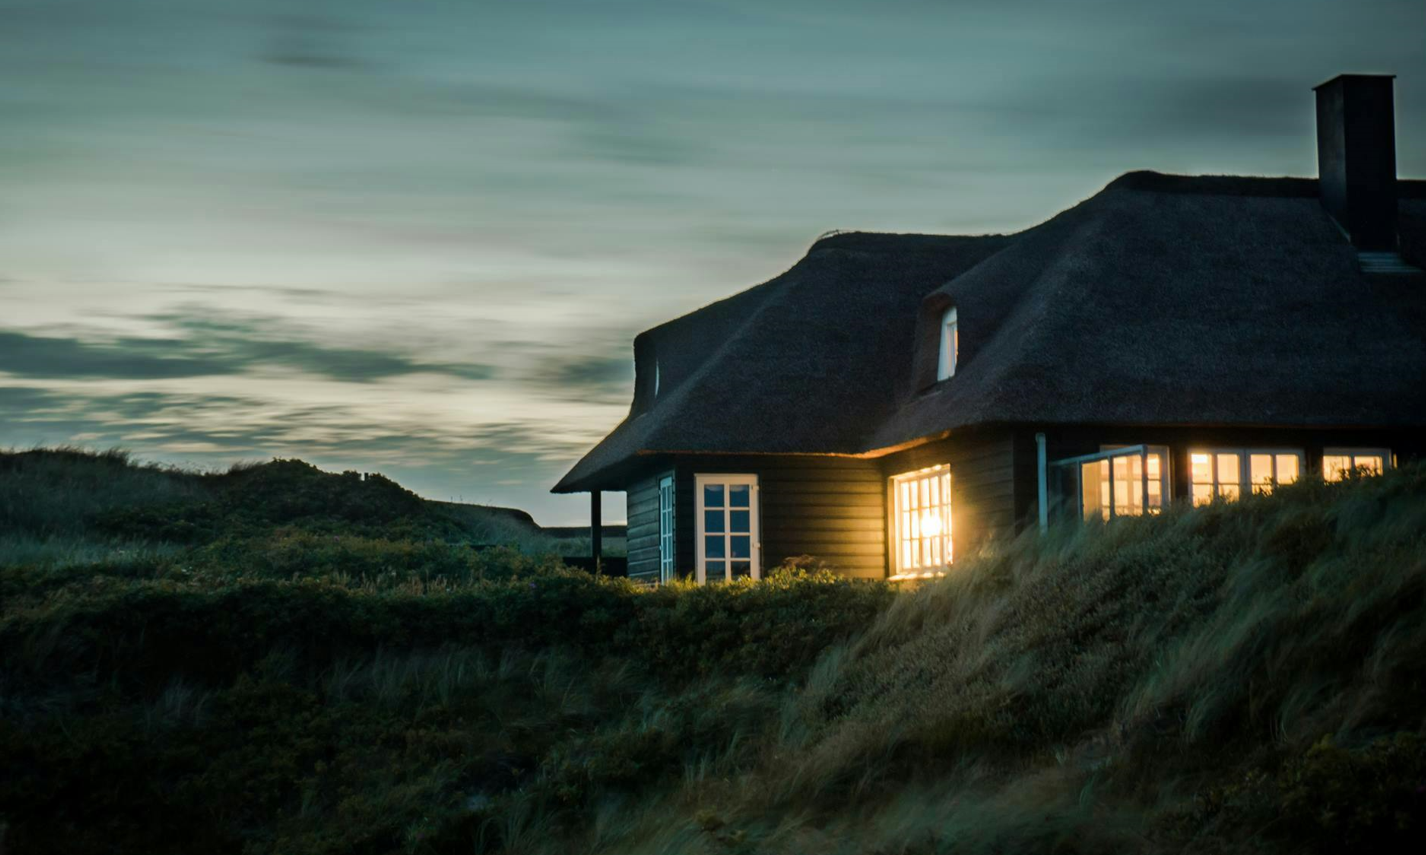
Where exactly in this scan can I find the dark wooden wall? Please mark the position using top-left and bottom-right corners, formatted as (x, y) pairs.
(645, 455), (889, 579)
(875, 428), (1017, 563)
(624, 469), (673, 583)
(615, 424), (1422, 584)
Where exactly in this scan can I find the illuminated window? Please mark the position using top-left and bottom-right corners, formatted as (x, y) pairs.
(1323, 448), (1390, 481)
(1079, 446), (1170, 520)
(892, 466), (952, 576)
(1249, 453), (1301, 495)
(1191, 449), (1303, 505)
(937, 307), (958, 381)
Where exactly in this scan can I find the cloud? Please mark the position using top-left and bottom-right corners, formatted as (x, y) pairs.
(0, 312), (494, 383)
(527, 353), (634, 403)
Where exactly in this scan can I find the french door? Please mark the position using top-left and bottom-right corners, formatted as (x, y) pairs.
(694, 473), (760, 583)
(657, 475), (675, 584)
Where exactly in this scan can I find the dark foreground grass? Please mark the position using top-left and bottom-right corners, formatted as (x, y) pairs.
(2, 463), (1425, 852)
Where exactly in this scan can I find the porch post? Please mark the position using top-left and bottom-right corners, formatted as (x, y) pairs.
(590, 490), (603, 572)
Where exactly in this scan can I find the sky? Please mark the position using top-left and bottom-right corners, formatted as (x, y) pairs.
(1, 0), (1423, 524)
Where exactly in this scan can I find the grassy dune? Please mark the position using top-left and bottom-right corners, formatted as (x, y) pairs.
(1, 453), (1424, 852)
(0, 447), (619, 568)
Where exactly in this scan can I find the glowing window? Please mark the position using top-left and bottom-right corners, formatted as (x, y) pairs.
(1249, 453), (1301, 495)
(937, 307), (958, 381)
(1079, 446), (1169, 520)
(1191, 449), (1303, 505)
(892, 466), (952, 576)
(1323, 449), (1390, 482)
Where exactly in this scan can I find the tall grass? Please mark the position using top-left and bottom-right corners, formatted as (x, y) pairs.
(2, 464), (1423, 853)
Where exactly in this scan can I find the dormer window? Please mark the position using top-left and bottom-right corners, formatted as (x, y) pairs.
(937, 307), (958, 380)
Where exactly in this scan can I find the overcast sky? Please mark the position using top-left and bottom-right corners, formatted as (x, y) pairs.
(2, 0), (1423, 524)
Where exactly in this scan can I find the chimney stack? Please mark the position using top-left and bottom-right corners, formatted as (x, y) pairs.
(1314, 74), (1398, 250)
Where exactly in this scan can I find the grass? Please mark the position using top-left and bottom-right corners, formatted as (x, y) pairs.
(2, 452), (1424, 853)
(0, 446), (622, 561)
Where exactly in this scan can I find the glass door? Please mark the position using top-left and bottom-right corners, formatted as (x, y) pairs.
(694, 474), (759, 583)
(658, 475), (675, 584)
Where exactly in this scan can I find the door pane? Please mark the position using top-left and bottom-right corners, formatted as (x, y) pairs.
(728, 485), (750, 508)
(704, 510), (725, 533)
(704, 536), (725, 558)
(703, 484), (724, 508)
(729, 510), (750, 532)
(730, 535), (750, 559)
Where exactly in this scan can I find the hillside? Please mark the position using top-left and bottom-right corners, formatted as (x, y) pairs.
(0, 448), (624, 567)
(1, 458), (1424, 853)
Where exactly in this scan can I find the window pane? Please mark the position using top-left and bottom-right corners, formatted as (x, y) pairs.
(731, 536), (750, 559)
(1191, 453), (1212, 484)
(1146, 454), (1163, 510)
(1193, 484), (1213, 506)
(704, 510), (724, 534)
(1216, 454), (1240, 486)
(1354, 455), (1383, 475)
(729, 510), (750, 533)
(728, 485), (750, 508)
(1250, 454), (1274, 493)
(731, 561), (752, 578)
(1276, 455), (1299, 484)
(1081, 460), (1105, 520)
(704, 536), (725, 558)
(1219, 483), (1240, 501)
(705, 560), (725, 580)
(1323, 455), (1349, 482)
(703, 484), (724, 508)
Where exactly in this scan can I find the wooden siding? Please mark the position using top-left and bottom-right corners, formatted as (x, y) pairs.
(672, 456), (887, 579)
(877, 428), (1017, 564)
(624, 469), (673, 582)
(613, 425), (1423, 585)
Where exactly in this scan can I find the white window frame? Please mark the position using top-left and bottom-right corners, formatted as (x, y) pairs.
(937, 307), (958, 381)
(890, 465), (953, 579)
(657, 474), (675, 583)
(1189, 448), (1305, 505)
(694, 473), (760, 584)
(1048, 445), (1171, 521)
(1322, 448), (1393, 481)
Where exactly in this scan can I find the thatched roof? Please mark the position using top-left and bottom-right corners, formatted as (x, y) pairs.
(554, 172), (1426, 493)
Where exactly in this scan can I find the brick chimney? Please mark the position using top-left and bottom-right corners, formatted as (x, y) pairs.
(1314, 74), (1398, 251)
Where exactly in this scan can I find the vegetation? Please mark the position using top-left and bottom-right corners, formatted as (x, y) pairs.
(2, 449), (1424, 853)
(0, 447), (621, 568)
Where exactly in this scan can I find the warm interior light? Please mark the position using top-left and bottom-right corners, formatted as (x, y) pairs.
(893, 466), (952, 573)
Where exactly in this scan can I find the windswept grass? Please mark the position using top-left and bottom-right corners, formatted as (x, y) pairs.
(2, 462), (1424, 853)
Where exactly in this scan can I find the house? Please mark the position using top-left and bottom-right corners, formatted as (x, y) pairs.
(553, 74), (1426, 584)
